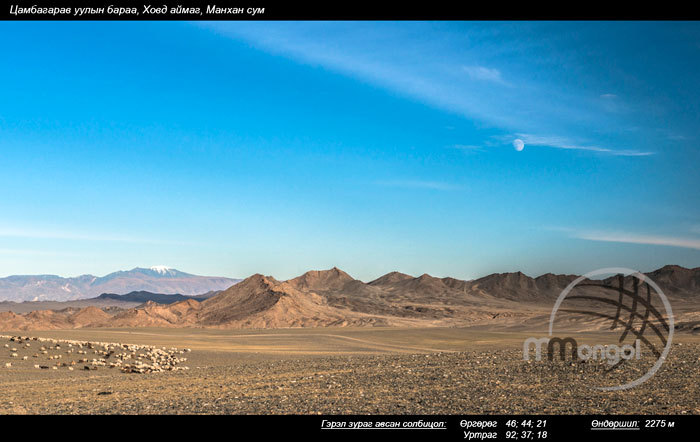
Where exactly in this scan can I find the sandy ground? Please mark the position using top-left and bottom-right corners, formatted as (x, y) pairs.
(0, 327), (698, 414)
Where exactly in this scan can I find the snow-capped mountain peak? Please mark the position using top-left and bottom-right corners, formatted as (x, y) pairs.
(150, 265), (172, 275)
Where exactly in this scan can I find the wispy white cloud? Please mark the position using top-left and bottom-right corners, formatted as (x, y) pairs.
(200, 23), (596, 140)
(202, 22), (661, 160)
(0, 248), (81, 257)
(376, 180), (462, 191)
(463, 66), (506, 84)
(0, 226), (196, 246)
(0, 227), (139, 243)
(515, 133), (655, 157)
(574, 230), (700, 250)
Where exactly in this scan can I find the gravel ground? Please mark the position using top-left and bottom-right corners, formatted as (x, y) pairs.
(1, 337), (698, 414)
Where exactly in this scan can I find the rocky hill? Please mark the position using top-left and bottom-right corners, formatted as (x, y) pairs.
(0, 265), (697, 330)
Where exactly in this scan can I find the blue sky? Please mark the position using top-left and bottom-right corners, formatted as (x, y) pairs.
(1, 21), (699, 280)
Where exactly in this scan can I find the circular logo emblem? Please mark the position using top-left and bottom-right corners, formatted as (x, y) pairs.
(548, 268), (673, 391)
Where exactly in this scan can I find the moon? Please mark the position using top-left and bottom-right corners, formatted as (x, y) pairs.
(513, 139), (525, 151)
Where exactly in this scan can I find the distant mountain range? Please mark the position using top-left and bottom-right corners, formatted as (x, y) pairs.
(95, 290), (220, 304)
(0, 267), (240, 302)
(0, 290), (223, 314)
(0, 265), (697, 331)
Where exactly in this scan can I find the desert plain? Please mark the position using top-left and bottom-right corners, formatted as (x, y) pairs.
(0, 326), (698, 415)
